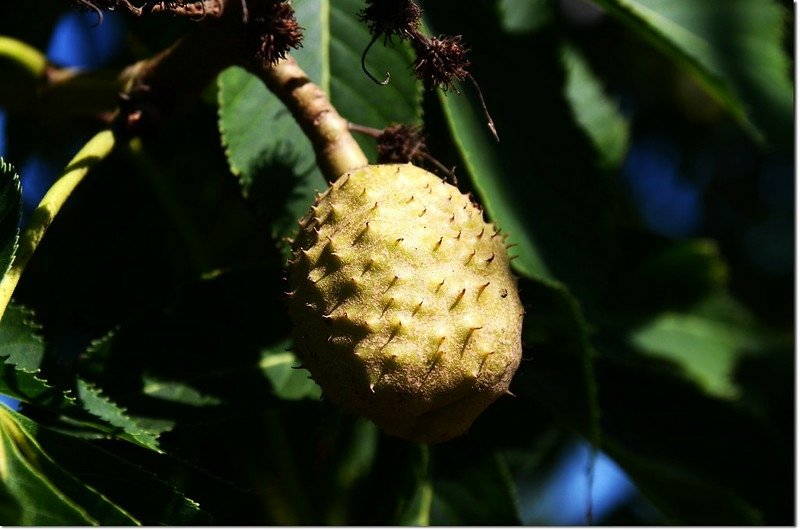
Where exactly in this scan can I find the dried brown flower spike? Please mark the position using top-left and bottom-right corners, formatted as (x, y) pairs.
(414, 34), (499, 141)
(358, 0), (423, 85)
(412, 34), (470, 92)
(248, 0), (304, 66)
(359, 0), (422, 43)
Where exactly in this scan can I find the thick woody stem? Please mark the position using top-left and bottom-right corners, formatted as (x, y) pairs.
(253, 56), (368, 181)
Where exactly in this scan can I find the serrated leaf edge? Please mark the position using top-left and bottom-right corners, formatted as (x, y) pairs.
(0, 159), (21, 281)
(0, 304), (78, 407)
(76, 379), (163, 453)
(0, 406), (142, 525)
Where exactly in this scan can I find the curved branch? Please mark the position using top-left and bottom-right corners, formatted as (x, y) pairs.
(253, 56), (368, 180)
(0, 131), (117, 322)
(0, 36), (48, 79)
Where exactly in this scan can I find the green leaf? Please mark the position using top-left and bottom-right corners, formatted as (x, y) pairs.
(561, 44), (630, 169)
(603, 439), (761, 525)
(629, 293), (771, 399)
(430, 450), (521, 525)
(593, 355), (790, 524)
(0, 160), (21, 280)
(628, 238), (730, 311)
(0, 305), (74, 408)
(0, 406), (139, 525)
(328, 0), (423, 148)
(433, 15), (617, 300)
(317, 417), (380, 524)
(76, 379), (162, 452)
(393, 444), (432, 525)
(0, 304), (42, 373)
(497, 0), (554, 35)
(70, 263), (336, 522)
(217, 62), (325, 243)
(259, 346), (321, 401)
(0, 478), (22, 525)
(517, 279), (600, 443)
(218, 0), (423, 244)
(141, 376), (223, 407)
(76, 263), (292, 412)
(7, 408), (209, 525)
(589, 0), (792, 146)
(0, 308), (163, 450)
(437, 84), (551, 283)
(523, 280), (789, 525)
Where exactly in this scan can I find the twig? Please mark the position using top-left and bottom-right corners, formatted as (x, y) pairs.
(0, 131), (117, 322)
(253, 56), (368, 180)
(0, 36), (48, 79)
(80, 0), (224, 18)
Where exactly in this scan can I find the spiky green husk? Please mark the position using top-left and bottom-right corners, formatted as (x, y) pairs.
(287, 164), (523, 443)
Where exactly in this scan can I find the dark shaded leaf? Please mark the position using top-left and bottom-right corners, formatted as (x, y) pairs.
(77, 263), (291, 420)
(497, 0), (553, 35)
(624, 238), (730, 312)
(9, 409), (209, 525)
(72, 264), (334, 523)
(430, 448), (521, 525)
(432, 12), (618, 302)
(0, 159), (21, 279)
(512, 271), (789, 523)
(0, 305), (74, 408)
(0, 406), (138, 525)
(0, 308), (163, 451)
(589, 0), (792, 147)
(392, 444), (432, 525)
(603, 438), (760, 525)
(594, 354), (791, 524)
(318, 417), (380, 524)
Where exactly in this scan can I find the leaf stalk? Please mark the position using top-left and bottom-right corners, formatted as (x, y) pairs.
(0, 131), (116, 323)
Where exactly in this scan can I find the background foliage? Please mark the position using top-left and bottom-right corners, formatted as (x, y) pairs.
(0, 0), (794, 524)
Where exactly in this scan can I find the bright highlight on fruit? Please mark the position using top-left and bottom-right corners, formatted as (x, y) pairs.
(286, 164), (523, 443)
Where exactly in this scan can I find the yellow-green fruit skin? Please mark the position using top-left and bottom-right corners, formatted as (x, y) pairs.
(287, 164), (523, 443)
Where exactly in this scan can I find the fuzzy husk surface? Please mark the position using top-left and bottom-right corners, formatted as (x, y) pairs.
(287, 164), (523, 443)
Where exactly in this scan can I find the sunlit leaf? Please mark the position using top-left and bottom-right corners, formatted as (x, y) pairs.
(260, 346), (321, 401)
(141, 376), (223, 407)
(630, 293), (772, 398)
(76, 379), (162, 452)
(561, 44), (630, 169)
